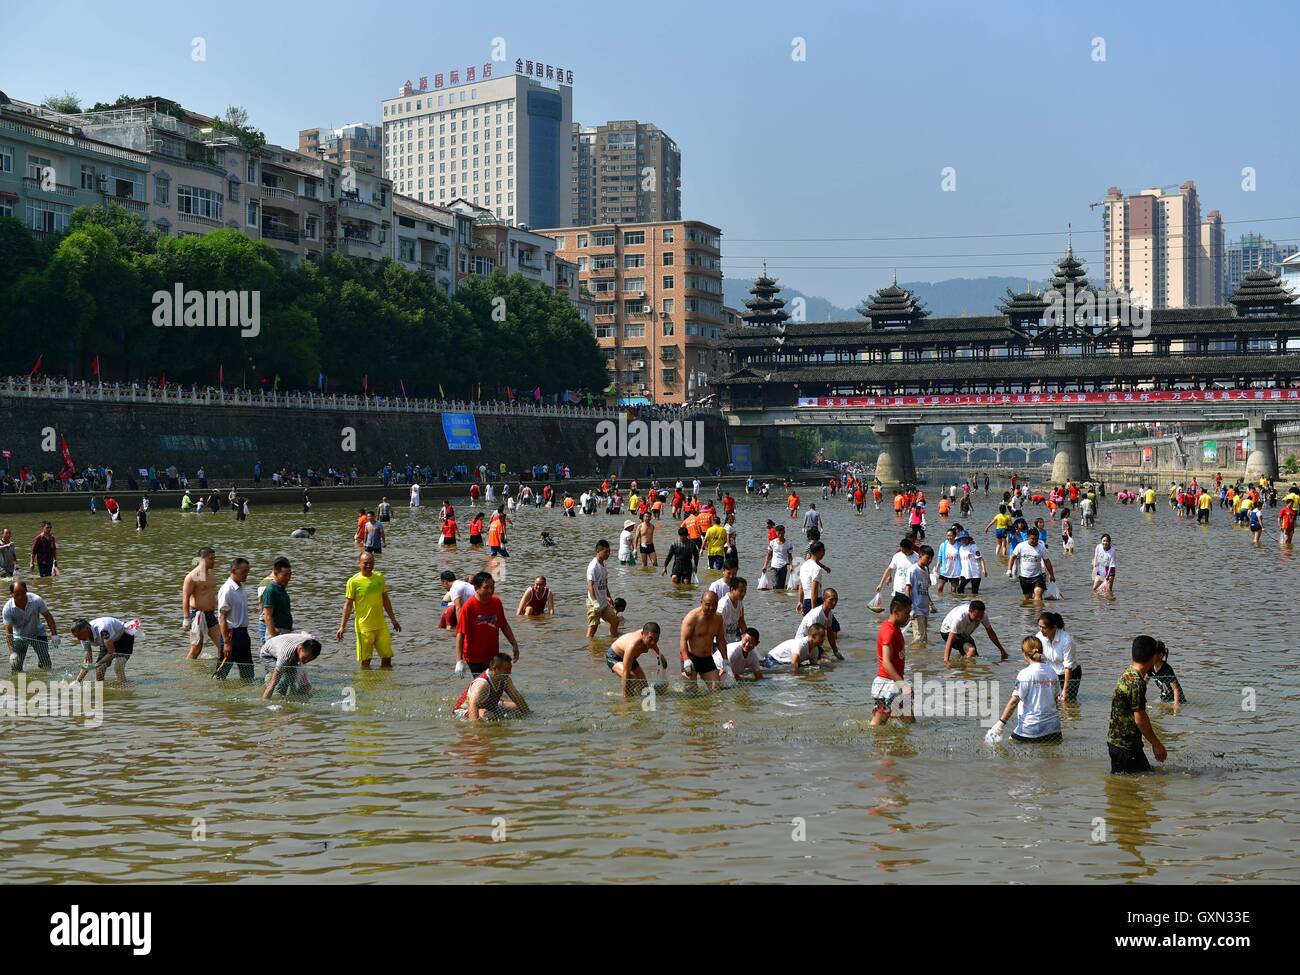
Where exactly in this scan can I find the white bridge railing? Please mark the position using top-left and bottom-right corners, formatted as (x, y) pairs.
(0, 378), (722, 421)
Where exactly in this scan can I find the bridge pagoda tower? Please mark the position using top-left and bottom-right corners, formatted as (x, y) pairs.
(741, 264), (792, 328)
(1045, 239), (1094, 484)
(858, 276), (930, 485)
(1229, 266), (1297, 478)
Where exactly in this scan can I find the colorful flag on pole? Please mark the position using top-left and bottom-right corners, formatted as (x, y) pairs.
(532, 386), (541, 402)
(438, 383), (445, 399)
(29, 355), (43, 376)
(92, 355), (100, 378)
(477, 383), (481, 400)
(317, 372), (325, 391)
(59, 434), (75, 473)
(362, 375), (369, 394)
(505, 385), (515, 401)
(273, 374), (280, 390)
(217, 364), (224, 385)
(160, 374), (167, 389)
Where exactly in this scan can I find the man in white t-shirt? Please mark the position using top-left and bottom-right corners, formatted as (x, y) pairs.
(708, 565), (738, 602)
(1008, 528), (1054, 602)
(585, 540), (618, 638)
(939, 599), (1009, 664)
(874, 537), (920, 598)
(716, 576), (748, 641)
(763, 624), (826, 673)
(796, 588), (841, 659)
(713, 627), (764, 680)
(797, 541), (827, 614)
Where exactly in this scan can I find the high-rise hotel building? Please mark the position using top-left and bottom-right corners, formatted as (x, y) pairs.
(380, 68), (572, 228)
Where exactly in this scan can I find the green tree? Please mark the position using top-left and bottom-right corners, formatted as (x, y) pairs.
(41, 91), (82, 113)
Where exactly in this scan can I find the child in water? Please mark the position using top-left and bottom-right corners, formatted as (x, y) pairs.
(1150, 642), (1187, 704)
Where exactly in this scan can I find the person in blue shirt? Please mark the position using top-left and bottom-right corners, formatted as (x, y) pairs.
(1248, 505), (1263, 545)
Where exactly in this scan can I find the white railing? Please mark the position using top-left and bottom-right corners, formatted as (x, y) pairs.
(0, 377), (720, 420)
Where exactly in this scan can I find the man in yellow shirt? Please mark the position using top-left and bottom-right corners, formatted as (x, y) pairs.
(336, 552), (401, 668)
(703, 515), (728, 571)
(1142, 487), (1156, 512)
(1196, 489), (1213, 524)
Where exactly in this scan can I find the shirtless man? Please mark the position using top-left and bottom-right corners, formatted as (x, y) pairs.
(454, 653), (529, 721)
(515, 576), (555, 617)
(606, 622), (667, 697)
(679, 591), (727, 691)
(634, 511), (658, 568)
(182, 547), (224, 660)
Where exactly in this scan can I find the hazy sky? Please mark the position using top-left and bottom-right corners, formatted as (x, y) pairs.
(7, 0), (1292, 305)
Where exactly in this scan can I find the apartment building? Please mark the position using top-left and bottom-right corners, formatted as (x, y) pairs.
(1101, 181), (1222, 308)
(381, 67), (572, 228)
(538, 220), (725, 405)
(446, 197), (561, 291)
(570, 120), (681, 225)
(334, 165), (392, 264)
(1224, 232), (1298, 303)
(0, 95), (150, 242)
(248, 142), (332, 266)
(299, 123), (382, 173)
(392, 193), (463, 294)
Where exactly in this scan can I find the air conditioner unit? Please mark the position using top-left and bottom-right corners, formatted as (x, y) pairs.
(97, 174), (108, 191)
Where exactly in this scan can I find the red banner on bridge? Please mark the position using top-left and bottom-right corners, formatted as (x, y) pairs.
(796, 388), (1300, 408)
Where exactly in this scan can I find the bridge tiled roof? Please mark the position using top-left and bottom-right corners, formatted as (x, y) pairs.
(718, 353), (1300, 385)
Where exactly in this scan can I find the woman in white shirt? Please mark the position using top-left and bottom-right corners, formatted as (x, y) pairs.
(1036, 611), (1080, 702)
(985, 635), (1062, 743)
(956, 533), (986, 595)
(1091, 533), (1117, 595)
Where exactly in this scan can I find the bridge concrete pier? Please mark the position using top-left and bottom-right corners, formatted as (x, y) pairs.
(1049, 420), (1091, 484)
(873, 422), (917, 487)
(1245, 417), (1278, 480)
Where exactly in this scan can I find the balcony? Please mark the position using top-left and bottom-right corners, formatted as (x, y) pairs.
(260, 185), (297, 202)
(660, 348), (678, 361)
(263, 225), (300, 244)
(178, 211), (223, 227)
(22, 176), (76, 197)
(340, 236), (380, 254)
(108, 195), (148, 216)
(340, 195), (383, 213)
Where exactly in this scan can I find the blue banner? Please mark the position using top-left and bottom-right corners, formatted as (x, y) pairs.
(730, 443), (753, 472)
(441, 412), (481, 451)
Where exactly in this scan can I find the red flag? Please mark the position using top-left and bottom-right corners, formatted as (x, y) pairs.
(218, 364), (224, 385)
(532, 386), (541, 402)
(29, 355), (43, 376)
(60, 435), (75, 473)
(505, 385), (515, 401)
(160, 374), (167, 389)
(91, 355), (100, 377)
(362, 375), (369, 393)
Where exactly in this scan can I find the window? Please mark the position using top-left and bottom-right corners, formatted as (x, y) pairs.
(623, 277), (645, 292)
(624, 324), (645, 338)
(662, 227), (674, 243)
(155, 174), (170, 205)
(662, 252), (674, 266)
(305, 215), (319, 240)
(177, 185), (223, 220)
(623, 299), (646, 315)
(27, 155), (52, 181)
(662, 299), (675, 314)
(26, 200), (71, 233)
(246, 202), (258, 227)
(0, 145), (13, 173)
(592, 231), (615, 247)
(623, 254), (644, 269)
(577, 234), (588, 248)
(662, 319), (674, 336)
(247, 160), (257, 183)
(229, 179), (240, 203)
(80, 165), (96, 190)
(662, 275), (674, 290)
(0, 200), (12, 219)
(623, 230), (645, 245)
(553, 235), (565, 249)
(400, 237), (416, 262)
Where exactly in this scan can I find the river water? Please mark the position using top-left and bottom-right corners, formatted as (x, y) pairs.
(2, 479), (1297, 883)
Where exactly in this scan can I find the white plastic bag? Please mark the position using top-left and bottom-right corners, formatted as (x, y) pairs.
(1044, 580), (1063, 600)
(785, 568), (798, 591)
(757, 570), (774, 591)
(929, 570), (939, 587)
(867, 591), (885, 613)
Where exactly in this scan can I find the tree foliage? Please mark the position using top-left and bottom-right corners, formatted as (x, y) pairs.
(0, 207), (605, 397)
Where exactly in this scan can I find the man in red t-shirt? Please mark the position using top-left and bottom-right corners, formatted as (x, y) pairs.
(871, 594), (914, 726)
(455, 572), (520, 675)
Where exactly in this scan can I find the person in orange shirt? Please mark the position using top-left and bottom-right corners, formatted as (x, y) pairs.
(562, 494), (576, 517)
(354, 508), (369, 549)
(787, 492), (800, 520)
(488, 514), (509, 557)
(938, 496), (950, 518)
(652, 498), (664, 520)
(893, 493), (905, 514)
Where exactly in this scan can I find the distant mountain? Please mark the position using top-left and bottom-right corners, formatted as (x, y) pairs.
(723, 275), (1048, 322)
